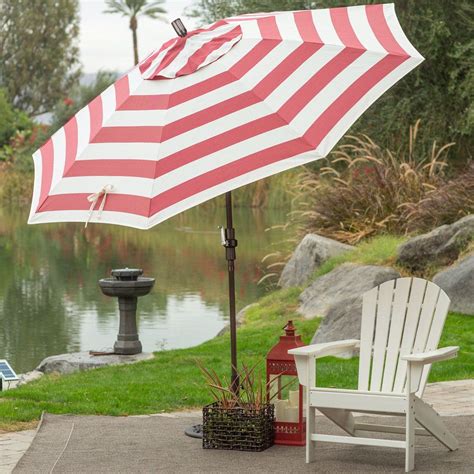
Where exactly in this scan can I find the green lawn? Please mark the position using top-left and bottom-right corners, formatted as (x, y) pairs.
(1, 288), (473, 432)
(313, 235), (407, 279)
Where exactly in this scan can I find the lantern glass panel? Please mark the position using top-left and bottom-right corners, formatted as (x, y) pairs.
(269, 375), (302, 423)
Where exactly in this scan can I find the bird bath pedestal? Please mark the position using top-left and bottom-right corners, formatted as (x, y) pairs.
(99, 268), (155, 355)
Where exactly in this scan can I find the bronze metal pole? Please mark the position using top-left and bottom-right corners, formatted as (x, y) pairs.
(224, 191), (239, 393)
(184, 191), (239, 439)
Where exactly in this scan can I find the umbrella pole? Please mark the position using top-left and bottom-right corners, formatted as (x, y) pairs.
(184, 191), (239, 439)
(224, 191), (239, 394)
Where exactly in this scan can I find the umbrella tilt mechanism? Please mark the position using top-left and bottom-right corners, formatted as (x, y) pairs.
(218, 226), (238, 256)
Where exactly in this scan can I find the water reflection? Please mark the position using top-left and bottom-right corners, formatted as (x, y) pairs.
(0, 204), (285, 372)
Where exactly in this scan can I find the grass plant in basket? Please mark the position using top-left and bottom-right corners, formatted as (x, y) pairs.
(197, 361), (291, 452)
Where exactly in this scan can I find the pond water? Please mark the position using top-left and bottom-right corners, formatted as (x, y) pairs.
(0, 204), (286, 373)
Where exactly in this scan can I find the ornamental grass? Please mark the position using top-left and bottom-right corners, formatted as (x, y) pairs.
(402, 163), (474, 232)
(291, 121), (463, 244)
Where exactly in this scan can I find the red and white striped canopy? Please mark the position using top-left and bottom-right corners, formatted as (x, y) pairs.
(29, 3), (423, 230)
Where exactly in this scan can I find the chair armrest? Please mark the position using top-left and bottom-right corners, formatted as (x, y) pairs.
(288, 339), (359, 359)
(402, 346), (459, 364)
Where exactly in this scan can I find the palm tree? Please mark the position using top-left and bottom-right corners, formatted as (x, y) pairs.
(104, 0), (167, 66)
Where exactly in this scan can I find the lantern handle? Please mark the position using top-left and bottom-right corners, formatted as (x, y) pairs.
(283, 320), (296, 336)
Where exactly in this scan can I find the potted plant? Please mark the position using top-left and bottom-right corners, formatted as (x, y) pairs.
(198, 362), (275, 452)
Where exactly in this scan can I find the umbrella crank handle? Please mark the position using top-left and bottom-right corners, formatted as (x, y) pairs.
(219, 226), (226, 246)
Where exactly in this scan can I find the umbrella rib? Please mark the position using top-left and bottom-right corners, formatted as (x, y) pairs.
(149, 82), (174, 228)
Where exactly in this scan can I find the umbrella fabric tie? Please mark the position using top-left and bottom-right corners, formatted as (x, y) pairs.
(85, 185), (114, 228)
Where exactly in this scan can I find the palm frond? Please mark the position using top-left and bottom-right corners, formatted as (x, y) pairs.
(104, 0), (167, 19)
(104, 0), (130, 16)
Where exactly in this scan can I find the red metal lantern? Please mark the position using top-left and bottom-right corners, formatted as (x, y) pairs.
(266, 320), (306, 446)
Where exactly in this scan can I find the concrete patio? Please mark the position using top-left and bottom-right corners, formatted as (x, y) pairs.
(1, 379), (472, 473)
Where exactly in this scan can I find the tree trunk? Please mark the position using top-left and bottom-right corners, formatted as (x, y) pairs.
(130, 15), (138, 66)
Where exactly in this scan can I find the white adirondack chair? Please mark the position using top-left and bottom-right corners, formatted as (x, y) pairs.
(289, 277), (459, 472)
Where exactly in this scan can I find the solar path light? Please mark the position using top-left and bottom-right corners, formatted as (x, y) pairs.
(0, 359), (19, 391)
(99, 268), (155, 355)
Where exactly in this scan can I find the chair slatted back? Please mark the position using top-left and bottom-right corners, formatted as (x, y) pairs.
(358, 277), (450, 395)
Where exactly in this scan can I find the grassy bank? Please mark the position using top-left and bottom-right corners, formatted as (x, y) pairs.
(313, 235), (407, 278)
(1, 285), (473, 432)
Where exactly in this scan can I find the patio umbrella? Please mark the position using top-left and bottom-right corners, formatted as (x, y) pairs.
(28, 4), (423, 389)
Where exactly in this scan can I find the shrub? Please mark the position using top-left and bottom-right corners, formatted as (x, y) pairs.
(291, 122), (454, 244)
(0, 122), (48, 205)
(403, 163), (474, 232)
(0, 88), (32, 148)
(0, 166), (34, 205)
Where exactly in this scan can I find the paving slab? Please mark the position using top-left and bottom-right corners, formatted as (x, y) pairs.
(0, 431), (36, 474)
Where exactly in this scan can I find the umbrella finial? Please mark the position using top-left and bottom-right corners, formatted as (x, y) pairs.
(171, 18), (187, 38)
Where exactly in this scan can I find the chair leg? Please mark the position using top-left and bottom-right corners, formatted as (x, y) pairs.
(405, 394), (415, 472)
(414, 398), (458, 450)
(306, 406), (316, 463)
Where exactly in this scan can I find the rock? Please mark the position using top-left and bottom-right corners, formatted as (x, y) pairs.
(36, 351), (154, 375)
(311, 298), (363, 358)
(217, 303), (255, 336)
(278, 234), (354, 288)
(298, 263), (400, 319)
(397, 215), (474, 271)
(433, 255), (474, 315)
(302, 264), (400, 358)
(17, 370), (44, 386)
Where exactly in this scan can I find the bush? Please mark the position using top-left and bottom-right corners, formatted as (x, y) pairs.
(0, 123), (48, 167)
(0, 88), (32, 147)
(291, 123), (455, 243)
(0, 167), (34, 205)
(403, 163), (474, 232)
(0, 121), (48, 205)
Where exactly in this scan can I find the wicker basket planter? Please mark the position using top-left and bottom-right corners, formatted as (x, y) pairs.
(202, 402), (275, 451)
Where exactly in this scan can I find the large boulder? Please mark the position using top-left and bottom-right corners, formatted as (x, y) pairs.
(298, 263), (400, 319)
(278, 234), (353, 288)
(301, 264), (400, 358)
(397, 215), (474, 271)
(311, 302), (364, 358)
(37, 351), (154, 375)
(433, 255), (474, 315)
